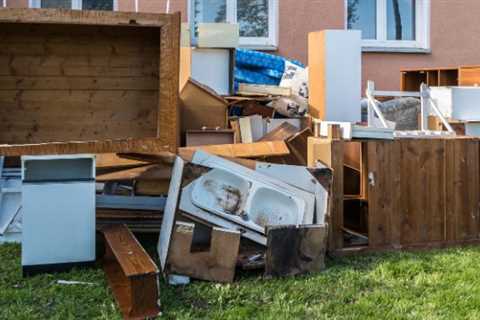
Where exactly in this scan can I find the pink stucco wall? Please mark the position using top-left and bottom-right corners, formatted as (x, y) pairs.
(5, 1), (480, 91)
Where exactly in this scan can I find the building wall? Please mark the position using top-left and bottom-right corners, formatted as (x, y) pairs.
(5, 1), (480, 91)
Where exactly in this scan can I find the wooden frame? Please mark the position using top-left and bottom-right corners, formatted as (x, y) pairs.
(0, 8), (180, 155)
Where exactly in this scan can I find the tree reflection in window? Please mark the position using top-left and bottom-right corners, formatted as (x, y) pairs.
(237, 0), (269, 37)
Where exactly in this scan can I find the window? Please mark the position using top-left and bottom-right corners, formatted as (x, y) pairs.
(189, 0), (279, 49)
(29, 0), (117, 11)
(347, 0), (430, 51)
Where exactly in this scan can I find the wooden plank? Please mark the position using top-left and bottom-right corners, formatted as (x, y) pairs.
(237, 83), (291, 97)
(97, 164), (172, 182)
(102, 224), (158, 277)
(0, 137), (172, 156)
(421, 140), (445, 243)
(367, 141), (387, 247)
(0, 76), (157, 91)
(0, 8), (172, 27)
(265, 225), (328, 278)
(445, 139), (456, 241)
(178, 141), (290, 160)
(95, 153), (148, 169)
(330, 139), (344, 251)
(158, 12), (180, 152)
(167, 222), (240, 283)
(102, 224), (160, 320)
(259, 122), (298, 142)
(451, 140), (479, 240)
(285, 128), (313, 166)
(308, 137), (343, 251)
(0, 90), (158, 143)
(135, 180), (170, 196)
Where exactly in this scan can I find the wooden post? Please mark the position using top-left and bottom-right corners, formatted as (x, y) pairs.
(308, 136), (344, 252)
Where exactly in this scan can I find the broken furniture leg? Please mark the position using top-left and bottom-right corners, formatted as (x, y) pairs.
(101, 224), (160, 320)
(265, 224), (328, 278)
(168, 221), (240, 283)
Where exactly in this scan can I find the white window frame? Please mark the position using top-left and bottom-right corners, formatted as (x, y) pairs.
(188, 0), (279, 50)
(29, 0), (118, 11)
(345, 0), (430, 52)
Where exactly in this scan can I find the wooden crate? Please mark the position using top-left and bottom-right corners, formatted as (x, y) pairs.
(309, 136), (480, 254)
(0, 8), (180, 155)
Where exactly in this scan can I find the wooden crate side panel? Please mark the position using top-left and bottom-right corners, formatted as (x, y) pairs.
(158, 12), (180, 152)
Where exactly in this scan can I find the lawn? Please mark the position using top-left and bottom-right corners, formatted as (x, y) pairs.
(1, 241), (480, 320)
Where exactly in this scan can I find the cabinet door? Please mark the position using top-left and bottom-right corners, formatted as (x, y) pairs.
(22, 182), (95, 266)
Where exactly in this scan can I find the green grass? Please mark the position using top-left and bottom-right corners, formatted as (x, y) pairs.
(2, 241), (480, 320)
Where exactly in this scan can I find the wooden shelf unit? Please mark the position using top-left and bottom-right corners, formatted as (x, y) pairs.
(401, 66), (480, 91)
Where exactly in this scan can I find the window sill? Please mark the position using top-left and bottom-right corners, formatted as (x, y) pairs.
(362, 46), (431, 54)
(239, 45), (278, 52)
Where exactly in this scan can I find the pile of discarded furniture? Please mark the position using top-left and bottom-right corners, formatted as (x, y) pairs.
(0, 8), (334, 319)
(4, 7), (480, 320)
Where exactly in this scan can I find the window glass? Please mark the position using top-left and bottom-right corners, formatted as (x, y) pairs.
(347, 0), (376, 40)
(83, 0), (113, 11)
(387, 0), (415, 40)
(40, 0), (71, 8)
(237, 0), (269, 38)
(193, 0), (227, 23)
(192, 0), (226, 37)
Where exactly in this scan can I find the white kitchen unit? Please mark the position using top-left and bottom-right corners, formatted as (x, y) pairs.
(21, 155), (96, 275)
(430, 87), (480, 121)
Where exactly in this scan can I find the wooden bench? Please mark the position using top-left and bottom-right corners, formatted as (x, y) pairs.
(101, 224), (160, 320)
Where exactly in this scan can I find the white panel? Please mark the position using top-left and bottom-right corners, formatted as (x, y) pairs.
(191, 48), (231, 95)
(324, 30), (361, 123)
(0, 181), (21, 235)
(430, 87), (480, 121)
(22, 182), (95, 266)
(465, 123), (480, 136)
(158, 156), (184, 273)
(451, 87), (480, 121)
(429, 87), (453, 118)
